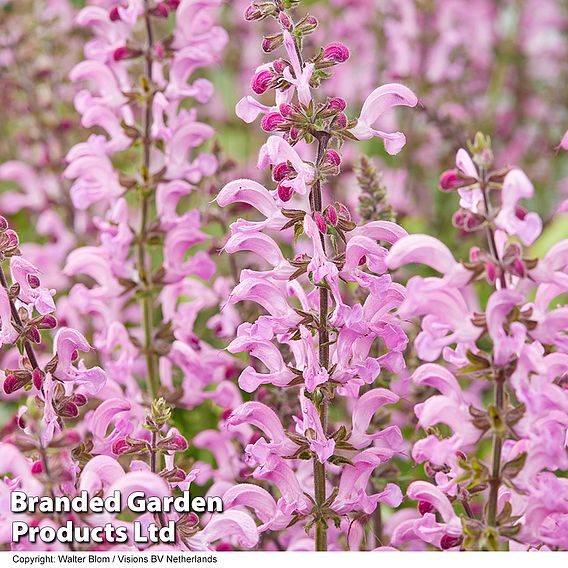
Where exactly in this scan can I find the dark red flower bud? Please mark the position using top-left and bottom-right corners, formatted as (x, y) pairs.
(74, 393), (88, 407)
(31, 461), (44, 475)
(113, 46), (143, 62)
(323, 42), (350, 63)
(60, 401), (79, 419)
(278, 11), (292, 30)
(221, 408), (233, 421)
(151, 3), (169, 18)
(0, 216), (8, 231)
(486, 261), (497, 285)
(166, 0), (180, 9)
(3, 374), (19, 394)
(327, 97), (346, 112)
(279, 103), (294, 118)
(5, 230), (19, 247)
(440, 534), (463, 550)
(251, 69), (274, 95)
(288, 127), (300, 141)
(262, 34), (284, 53)
(261, 112), (286, 132)
(112, 438), (130, 455)
(324, 149), (341, 167)
(313, 212), (327, 234)
(439, 169), (461, 191)
(272, 59), (287, 73)
(512, 259), (526, 278)
(169, 433), (188, 451)
(27, 326), (41, 344)
(325, 205), (338, 226)
(27, 274), (40, 289)
(37, 314), (57, 330)
(32, 368), (44, 391)
(331, 112), (347, 129)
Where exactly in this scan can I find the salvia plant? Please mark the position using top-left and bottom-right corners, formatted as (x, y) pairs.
(0, 0), (567, 553)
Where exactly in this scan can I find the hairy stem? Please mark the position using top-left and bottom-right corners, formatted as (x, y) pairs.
(480, 173), (507, 289)
(487, 370), (505, 529)
(311, 133), (331, 551)
(137, 2), (160, 400)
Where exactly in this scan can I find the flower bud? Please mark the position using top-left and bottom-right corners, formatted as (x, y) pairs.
(251, 69), (274, 95)
(486, 261), (497, 285)
(59, 401), (79, 419)
(112, 438), (130, 455)
(0, 216), (8, 231)
(151, 3), (169, 18)
(469, 246), (481, 262)
(288, 127), (300, 141)
(74, 393), (88, 407)
(244, 4), (263, 21)
(158, 432), (189, 451)
(337, 202), (351, 221)
(271, 59), (286, 74)
(3, 371), (32, 394)
(296, 14), (318, 34)
(331, 112), (347, 129)
(511, 258), (526, 278)
(440, 535), (463, 550)
(5, 230), (19, 248)
(327, 97), (346, 112)
(32, 368), (44, 391)
(324, 149), (341, 167)
(279, 11), (292, 30)
(166, 0), (180, 9)
(27, 326), (41, 344)
(279, 103), (294, 118)
(323, 42), (350, 63)
(313, 212), (327, 234)
(325, 205), (338, 226)
(439, 169), (461, 191)
(112, 45), (130, 61)
(37, 314), (57, 330)
(31, 461), (44, 475)
(262, 33), (284, 53)
(277, 183), (293, 202)
(113, 46), (138, 61)
(261, 112), (286, 132)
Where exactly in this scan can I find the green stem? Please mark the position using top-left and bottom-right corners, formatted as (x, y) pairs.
(137, 2), (160, 400)
(311, 133), (331, 551)
(486, 371), (505, 528)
